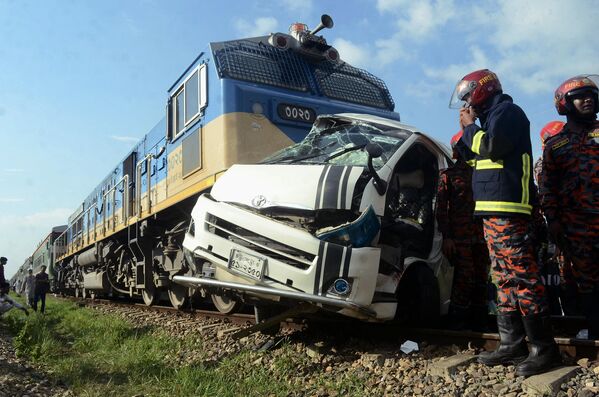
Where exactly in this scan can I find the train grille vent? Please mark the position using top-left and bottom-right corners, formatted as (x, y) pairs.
(205, 214), (314, 270)
(214, 40), (310, 92)
(312, 62), (395, 111)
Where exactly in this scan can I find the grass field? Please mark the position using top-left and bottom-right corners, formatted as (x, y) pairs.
(2, 296), (367, 397)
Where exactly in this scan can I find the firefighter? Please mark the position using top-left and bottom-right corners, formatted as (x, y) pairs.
(533, 122), (565, 316)
(536, 121), (580, 316)
(436, 130), (490, 330)
(541, 74), (599, 339)
(449, 69), (561, 376)
(534, 121), (565, 186)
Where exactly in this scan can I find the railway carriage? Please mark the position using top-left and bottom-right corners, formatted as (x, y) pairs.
(52, 16), (402, 310)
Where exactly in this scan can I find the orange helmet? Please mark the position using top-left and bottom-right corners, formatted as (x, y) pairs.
(554, 75), (599, 115)
(450, 130), (463, 148)
(449, 69), (502, 109)
(539, 121), (565, 147)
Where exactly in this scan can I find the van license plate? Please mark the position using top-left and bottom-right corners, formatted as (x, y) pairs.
(228, 249), (266, 280)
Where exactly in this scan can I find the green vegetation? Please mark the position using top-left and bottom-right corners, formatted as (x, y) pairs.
(2, 296), (367, 397)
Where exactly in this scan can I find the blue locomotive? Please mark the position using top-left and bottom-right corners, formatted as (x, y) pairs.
(51, 15), (400, 309)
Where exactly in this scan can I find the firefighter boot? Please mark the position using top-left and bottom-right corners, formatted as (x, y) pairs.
(515, 314), (562, 377)
(580, 289), (599, 340)
(478, 312), (528, 366)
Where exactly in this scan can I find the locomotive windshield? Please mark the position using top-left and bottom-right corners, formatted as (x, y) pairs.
(262, 123), (407, 169)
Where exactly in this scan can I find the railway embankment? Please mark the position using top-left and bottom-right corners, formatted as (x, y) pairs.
(1, 295), (599, 396)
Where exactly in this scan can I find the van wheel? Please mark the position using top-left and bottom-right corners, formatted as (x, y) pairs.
(395, 264), (440, 327)
(211, 294), (242, 314)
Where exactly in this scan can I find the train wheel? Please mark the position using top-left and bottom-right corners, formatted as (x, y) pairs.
(211, 294), (242, 314)
(142, 285), (159, 306)
(168, 284), (189, 310)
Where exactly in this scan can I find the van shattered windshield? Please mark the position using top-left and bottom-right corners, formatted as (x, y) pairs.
(263, 122), (409, 170)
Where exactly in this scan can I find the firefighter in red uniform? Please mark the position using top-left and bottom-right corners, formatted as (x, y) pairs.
(436, 131), (490, 330)
(534, 122), (566, 316)
(450, 69), (561, 376)
(536, 121), (580, 316)
(534, 121), (565, 185)
(541, 75), (599, 339)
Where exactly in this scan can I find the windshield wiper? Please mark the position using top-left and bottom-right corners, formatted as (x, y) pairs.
(321, 144), (367, 162)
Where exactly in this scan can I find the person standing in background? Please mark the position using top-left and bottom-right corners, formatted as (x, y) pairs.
(0, 257), (7, 286)
(25, 269), (36, 307)
(541, 74), (599, 339)
(33, 265), (50, 313)
(436, 130), (490, 331)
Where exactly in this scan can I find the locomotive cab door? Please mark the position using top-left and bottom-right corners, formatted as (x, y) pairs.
(122, 152), (136, 218)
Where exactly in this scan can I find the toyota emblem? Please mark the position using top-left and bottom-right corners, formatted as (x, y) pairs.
(251, 195), (267, 208)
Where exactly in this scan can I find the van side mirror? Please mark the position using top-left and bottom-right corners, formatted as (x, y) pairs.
(364, 143), (386, 195)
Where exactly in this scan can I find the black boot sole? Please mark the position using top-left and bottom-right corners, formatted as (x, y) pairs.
(478, 354), (528, 366)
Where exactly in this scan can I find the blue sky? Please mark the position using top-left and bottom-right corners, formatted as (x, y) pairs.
(1, 0), (597, 277)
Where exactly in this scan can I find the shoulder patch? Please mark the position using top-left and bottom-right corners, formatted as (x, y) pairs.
(551, 137), (569, 150)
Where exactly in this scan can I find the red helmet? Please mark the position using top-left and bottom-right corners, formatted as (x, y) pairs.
(554, 75), (599, 115)
(449, 69), (502, 109)
(539, 121), (565, 146)
(450, 130), (463, 148)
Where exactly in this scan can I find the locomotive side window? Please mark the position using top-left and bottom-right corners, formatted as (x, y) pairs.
(185, 71), (199, 123)
(170, 64), (208, 141)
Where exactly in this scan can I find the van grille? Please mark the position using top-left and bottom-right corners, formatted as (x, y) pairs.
(205, 214), (314, 270)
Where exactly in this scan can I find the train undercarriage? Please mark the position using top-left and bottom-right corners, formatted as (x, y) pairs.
(54, 197), (239, 312)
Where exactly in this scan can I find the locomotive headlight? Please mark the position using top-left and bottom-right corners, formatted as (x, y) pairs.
(328, 278), (352, 296)
(325, 48), (339, 62)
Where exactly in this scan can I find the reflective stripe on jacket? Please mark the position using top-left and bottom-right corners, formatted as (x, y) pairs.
(456, 94), (535, 216)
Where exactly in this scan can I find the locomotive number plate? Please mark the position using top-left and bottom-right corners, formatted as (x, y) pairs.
(228, 249), (266, 280)
(277, 103), (316, 123)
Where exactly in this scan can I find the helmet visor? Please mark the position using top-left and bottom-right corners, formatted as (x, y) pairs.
(449, 79), (476, 109)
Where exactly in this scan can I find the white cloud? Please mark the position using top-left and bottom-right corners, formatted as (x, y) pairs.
(333, 38), (373, 69)
(486, 0), (599, 94)
(418, 0), (599, 95)
(235, 17), (279, 37)
(0, 198), (24, 203)
(373, 0), (456, 65)
(110, 135), (139, 143)
(281, 0), (313, 14)
(3, 168), (24, 173)
(424, 46), (492, 85)
(0, 208), (72, 278)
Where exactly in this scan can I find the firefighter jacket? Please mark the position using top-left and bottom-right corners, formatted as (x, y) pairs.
(457, 94), (535, 217)
(540, 119), (599, 225)
(436, 160), (484, 242)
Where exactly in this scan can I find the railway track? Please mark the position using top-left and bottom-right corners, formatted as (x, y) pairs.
(66, 295), (599, 361)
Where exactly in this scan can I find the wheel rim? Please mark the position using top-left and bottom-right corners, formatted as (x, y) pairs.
(211, 294), (241, 314)
(168, 284), (188, 310)
(142, 286), (159, 306)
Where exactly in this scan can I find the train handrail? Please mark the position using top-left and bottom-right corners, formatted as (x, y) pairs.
(135, 154), (152, 217)
(101, 174), (129, 234)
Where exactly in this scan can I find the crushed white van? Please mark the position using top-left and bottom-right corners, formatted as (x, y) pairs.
(177, 113), (454, 323)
